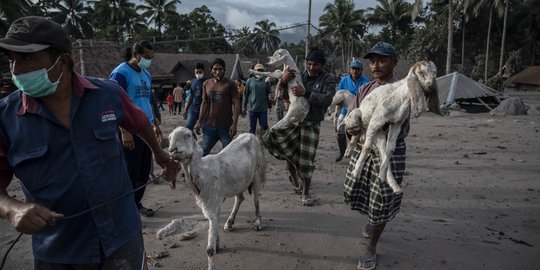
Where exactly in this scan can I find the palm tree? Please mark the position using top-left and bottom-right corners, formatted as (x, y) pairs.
(0, 0), (35, 33)
(498, 0), (510, 74)
(367, 0), (413, 45)
(319, 0), (366, 71)
(49, 0), (94, 39)
(471, 0), (504, 81)
(91, 0), (147, 41)
(136, 0), (181, 33)
(251, 19), (281, 54)
(233, 26), (255, 57)
(446, 0), (454, 75)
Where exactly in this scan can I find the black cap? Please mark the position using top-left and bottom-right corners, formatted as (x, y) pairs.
(0, 16), (71, 53)
(306, 48), (326, 64)
(363, 42), (397, 59)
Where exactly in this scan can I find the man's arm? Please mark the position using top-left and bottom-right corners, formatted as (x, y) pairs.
(0, 188), (63, 234)
(230, 84), (240, 137)
(194, 84), (209, 135)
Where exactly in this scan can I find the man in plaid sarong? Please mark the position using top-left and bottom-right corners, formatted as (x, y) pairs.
(262, 48), (335, 206)
(344, 42), (410, 270)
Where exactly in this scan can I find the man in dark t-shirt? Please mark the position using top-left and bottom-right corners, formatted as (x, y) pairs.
(194, 58), (240, 156)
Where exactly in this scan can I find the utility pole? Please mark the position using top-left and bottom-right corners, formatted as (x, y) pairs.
(304, 0), (312, 70)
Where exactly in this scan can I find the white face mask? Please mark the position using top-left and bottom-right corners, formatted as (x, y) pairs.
(195, 73), (203, 79)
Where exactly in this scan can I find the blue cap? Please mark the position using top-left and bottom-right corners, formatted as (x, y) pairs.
(350, 59), (362, 68)
(363, 42), (397, 59)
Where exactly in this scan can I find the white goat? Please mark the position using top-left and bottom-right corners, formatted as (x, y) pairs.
(330, 89), (357, 132)
(167, 127), (266, 270)
(344, 61), (440, 195)
(250, 49), (308, 130)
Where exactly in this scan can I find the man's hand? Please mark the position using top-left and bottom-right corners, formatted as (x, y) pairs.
(291, 85), (306, 97)
(121, 131), (135, 150)
(8, 202), (63, 234)
(154, 125), (163, 143)
(229, 125), (237, 138)
(194, 121), (202, 135)
(281, 68), (296, 85)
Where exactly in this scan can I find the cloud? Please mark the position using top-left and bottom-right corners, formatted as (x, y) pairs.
(225, 7), (258, 28)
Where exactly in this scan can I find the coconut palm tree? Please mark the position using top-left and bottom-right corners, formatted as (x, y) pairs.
(251, 19), (281, 54)
(49, 0), (94, 39)
(0, 0), (35, 33)
(136, 0), (181, 33)
(233, 26), (255, 57)
(319, 0), (366, 71)
(470, 0), (504, 81)
(367, 0), (413, 45)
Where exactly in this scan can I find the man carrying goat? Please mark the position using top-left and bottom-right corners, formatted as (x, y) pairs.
(262, 48), (335, 206)
(344, 42), (408, 270)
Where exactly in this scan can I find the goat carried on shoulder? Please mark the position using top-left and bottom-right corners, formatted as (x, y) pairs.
(249, 48), (309, 130)
(164, 127), (266, 270)
(344, 61), (441, 195)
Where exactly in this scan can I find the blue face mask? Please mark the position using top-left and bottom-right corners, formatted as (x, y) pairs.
(138, 56), (152, 69)
(12, 56), (63, 98)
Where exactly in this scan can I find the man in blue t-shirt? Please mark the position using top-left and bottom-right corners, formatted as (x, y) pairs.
(110, 40), (162, 217)
(183, 62), (207, 130)
(335, 58), (370, 162)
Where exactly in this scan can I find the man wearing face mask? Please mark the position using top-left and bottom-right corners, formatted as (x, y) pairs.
(109, 40), (162, 217)
(262, 47), (336, 206)
(183, 62), (206, 131)
(194, 58), (240, 156)
(0, 16), (176, 268)
(242, 63), (272, 134)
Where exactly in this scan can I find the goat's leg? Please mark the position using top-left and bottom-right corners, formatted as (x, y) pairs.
(351, 124), (381, 178)
(224, 193), (244, 231)
(379, 124), (403, 195)
(206, 204), (220, 270)
(252, 181), (263, 231)
(344, 135), (359, 158)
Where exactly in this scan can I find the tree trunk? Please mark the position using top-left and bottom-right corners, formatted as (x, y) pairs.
(498, 0), (510, 74)
(461, 9), (466, 73)
(446, 0), (453, 74)
(484, 8), (493, 82)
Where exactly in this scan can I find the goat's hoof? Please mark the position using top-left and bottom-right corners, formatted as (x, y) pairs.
(393, 188), (403, 195)
(206, 247), (215, 256)
(224, 223), (233, 231)
(254, 222), (262, 231)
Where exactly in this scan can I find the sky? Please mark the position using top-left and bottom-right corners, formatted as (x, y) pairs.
(171, 0), (380, 43)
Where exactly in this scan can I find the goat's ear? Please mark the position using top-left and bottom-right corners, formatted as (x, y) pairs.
(426, 81), (442, 116)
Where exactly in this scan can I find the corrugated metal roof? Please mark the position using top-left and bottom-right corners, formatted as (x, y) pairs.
(503, 66), (540, 87)
(436, 72), (504, 105)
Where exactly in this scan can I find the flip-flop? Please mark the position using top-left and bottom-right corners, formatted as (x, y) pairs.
(362, 223), (372, 238)
(357, 254), (376, 270)
(288, 175), (303, 194)
(139, 207), (155, 217)
(301, 196), (319, 206)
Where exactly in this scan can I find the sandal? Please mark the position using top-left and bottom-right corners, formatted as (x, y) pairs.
(288, 175), (303, 194)
(357, 254), (376, 270)
(362, 223), (372, 238)
(139, 207), (155, 217)
(301, 196), (318, 206)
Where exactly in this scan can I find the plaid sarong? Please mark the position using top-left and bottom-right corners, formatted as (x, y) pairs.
(344, 139), (406, 225)
(262, 121), (320, 181)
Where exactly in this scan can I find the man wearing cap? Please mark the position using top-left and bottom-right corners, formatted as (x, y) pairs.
(344, 42), (409, 270)
(243, 63), (272, 134)
(335, 58), (370, 162)
(262, 47), (336, 206)
(0, 16), (176, 268)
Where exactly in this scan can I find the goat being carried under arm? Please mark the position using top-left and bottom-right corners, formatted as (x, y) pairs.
(344, 61), (441, 195)
(330, 89), (357, 133)
(166, 127), (266, 270)
(249, 49), (309, 130)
